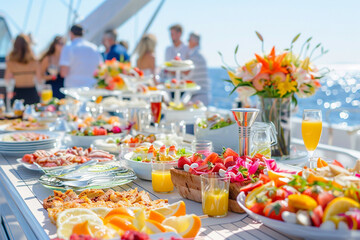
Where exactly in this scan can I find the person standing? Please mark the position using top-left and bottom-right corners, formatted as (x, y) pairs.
(102, 29), (129, 62)
(60, 24), (102, 88)
(40, 36), (65, 99)
(136, 34), (157, 76)
(165, 24), (188, 61)
(186, 32), (210, 105)
(4, 34), (41, 105)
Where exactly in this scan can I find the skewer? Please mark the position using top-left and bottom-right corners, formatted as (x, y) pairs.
(199, 215), (208, 219)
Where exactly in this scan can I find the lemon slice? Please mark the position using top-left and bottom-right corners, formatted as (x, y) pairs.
(57, 215), (103, 240)
(245, 181), (274, 208)
(323, 197), (360, 222)
(91, 207), (112, 218)
(162, 214), (201, 238)
(56, 208), (98, 227)
(131, 207), (146, 231)
(153, 201), (186, 217)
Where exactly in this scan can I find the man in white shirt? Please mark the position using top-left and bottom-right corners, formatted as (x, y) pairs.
(60, 24), (102, 88)
(165, 24), (188, 61)
(187, 32), (210, 105)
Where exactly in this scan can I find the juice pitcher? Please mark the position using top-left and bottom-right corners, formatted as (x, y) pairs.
(250, 122), (277, 158)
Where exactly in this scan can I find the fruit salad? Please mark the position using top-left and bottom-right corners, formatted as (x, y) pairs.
(177, 148), (290, 184)
(242, 158), (360, 230)
(197, 114), (235, 130)
(130, 145), (191, 162)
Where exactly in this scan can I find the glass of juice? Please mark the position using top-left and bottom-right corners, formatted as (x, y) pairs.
(41, 84), (53, 104)
(201, 173), (230, 217)
(150, 94), (162, 124)
(151, 161), (176, 193)
(302, 109), (322, 165)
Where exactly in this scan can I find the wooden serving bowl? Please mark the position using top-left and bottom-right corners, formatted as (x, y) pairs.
(170, 168), (249, 213)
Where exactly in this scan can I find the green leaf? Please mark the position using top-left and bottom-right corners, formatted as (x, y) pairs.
(292, 33), (301, 44)
(221, 65), (228, 70)
(229, 86), (238, 95)
(235, 44), (239, 54)
(218, 51), (223, 56)
(255, 31), (264, 42)
(224, 79), (234, 84)
(306, 37), (313, 43)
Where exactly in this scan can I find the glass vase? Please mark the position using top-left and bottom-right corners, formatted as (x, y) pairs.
(259, 97), (291, 157)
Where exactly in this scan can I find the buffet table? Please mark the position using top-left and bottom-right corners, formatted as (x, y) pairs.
(0, 153), (298, 240)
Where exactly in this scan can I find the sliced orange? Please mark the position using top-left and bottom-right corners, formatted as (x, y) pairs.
(323, 197), (360, 222)
(317, 158), (328, 168)
(153, 201), (186, 217)
(95, 96), (103, 104)
(105, 216), (137, 231)
(288, 194), (317, 210)
(103, 207), (135, 224)
(143, 219), (167, 234)
(268, 170), (292, 187)
(72, 220), (91, 236)
(148, 210), (166, 223)
(162, 214), (201, 238)
(306, 172), (328, 184)
(105, 222), (124, 236)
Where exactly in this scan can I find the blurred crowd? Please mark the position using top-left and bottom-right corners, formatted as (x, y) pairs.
(4, 23), (209, 105)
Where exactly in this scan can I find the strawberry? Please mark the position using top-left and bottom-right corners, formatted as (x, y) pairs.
(204, 152), (219, 164)
(222, 147), (239, 158)
(224, 156), (236, 168)
(190, 153), (202, 163)
(210, 163), (226, 173)
(178, 156), (191, 169)
(310, 205), (323, 227)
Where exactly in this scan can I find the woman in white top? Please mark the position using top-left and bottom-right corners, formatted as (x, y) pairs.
(136, 34), (157, 77)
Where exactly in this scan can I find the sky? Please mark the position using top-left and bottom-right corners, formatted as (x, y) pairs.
(2, 0), (360, 67)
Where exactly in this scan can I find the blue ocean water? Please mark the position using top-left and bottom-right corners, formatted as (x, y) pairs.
(208, 67), (360, 126)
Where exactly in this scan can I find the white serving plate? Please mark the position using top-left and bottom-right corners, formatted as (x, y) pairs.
(237, 192), (360, 240)
(16, 158), (77, 172)
(0, 131), (58, 145)
(157, 84), (201, 92)
(67, 133), (125, 148)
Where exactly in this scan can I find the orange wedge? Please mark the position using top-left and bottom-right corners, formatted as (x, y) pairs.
(153, 201), (186, 217)
(306, 172), (328, 184)
(95, 96), (103, 104)
(148, 210), (166, 223)
(143, 219), (167, 234)
(72, 220), (92, 236)
(162, 214), (201, 238)
(103, 207), (135, 224)
(288, 194), (317, 210)
(323, 197), (360, 222)
(105, 216), (137, 231)
(317, 158), (328, 168)
(268, 170), (292, 187)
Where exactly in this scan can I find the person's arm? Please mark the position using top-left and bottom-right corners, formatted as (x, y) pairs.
(59, 45), (70, 78)
(35, 61), (43, 84)
(4, 61), (13, 84)
(40, 56), (55, 81)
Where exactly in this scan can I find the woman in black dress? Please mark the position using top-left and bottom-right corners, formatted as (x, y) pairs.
(40, 36), (65, 99)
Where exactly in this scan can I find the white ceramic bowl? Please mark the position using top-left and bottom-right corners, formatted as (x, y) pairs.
(124, 152), (152, 180)
(68, 133), (125, 148)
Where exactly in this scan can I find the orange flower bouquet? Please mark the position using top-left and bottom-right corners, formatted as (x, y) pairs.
(94, 58), (144, 90)
(222, 32), (328, 157)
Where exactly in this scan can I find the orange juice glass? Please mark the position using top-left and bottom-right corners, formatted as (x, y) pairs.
(41, 84), (53, 104)
(302, 109), (322, 162)
(201, 173), (230, 217)
(151, 161), (175, 193)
